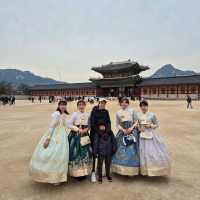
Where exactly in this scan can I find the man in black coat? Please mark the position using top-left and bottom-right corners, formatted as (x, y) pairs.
(90, 98), (111, 182)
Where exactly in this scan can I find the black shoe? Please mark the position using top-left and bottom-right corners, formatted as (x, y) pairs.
(75, 176), (86, 181)
(107, 176), (112, 182)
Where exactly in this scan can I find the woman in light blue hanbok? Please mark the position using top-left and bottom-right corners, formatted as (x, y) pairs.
(29, 101), (69, 184)
(138, 100), (171, 176)
(112, 98), (140, 176)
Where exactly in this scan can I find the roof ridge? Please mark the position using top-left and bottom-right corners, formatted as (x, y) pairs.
(104, 60), (135, 66)
(144, 74), (200, 80)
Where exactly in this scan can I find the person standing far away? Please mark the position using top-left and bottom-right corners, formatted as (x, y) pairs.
(12, 96), (15, 105)
(38, 96), (42, 103)
(90, 98), (111, 183)
(187, 95), (193, 109)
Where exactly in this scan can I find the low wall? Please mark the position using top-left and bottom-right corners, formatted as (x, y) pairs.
(15, 95), (32, 100)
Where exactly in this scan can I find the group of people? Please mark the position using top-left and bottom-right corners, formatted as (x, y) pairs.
(0, 95), (15, 105)
(29, 97), (171, 185)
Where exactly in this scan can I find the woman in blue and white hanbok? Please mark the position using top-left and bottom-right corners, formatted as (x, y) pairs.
(138, 100), (170, 176)
(29, 101), (69, 184)
(112, 98), (140, 176)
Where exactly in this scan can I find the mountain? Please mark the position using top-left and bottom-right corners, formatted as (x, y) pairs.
(0, 69), (64, 86)
(151, 64), (199, 78)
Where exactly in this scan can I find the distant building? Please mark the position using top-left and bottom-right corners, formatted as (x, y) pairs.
(31, 60), (200, 100)
(138, 75), (200, 100)
(89, 60), (149, 97)
(31, 82), (97, 97)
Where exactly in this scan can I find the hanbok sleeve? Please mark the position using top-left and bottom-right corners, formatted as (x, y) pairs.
(67, 112), (79, 132)
(47, 112), (60, 138)
(116, 112), (123, 131)
(63, 114), (69, 130)
(132, 111), (139, 124)
(151, 113), (159, 128)
(87, 112), (91, 130)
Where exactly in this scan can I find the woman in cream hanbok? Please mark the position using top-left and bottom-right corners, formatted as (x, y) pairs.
(112, 98), (140, 176)
(68, 100), (92, 178)
(138, 100), (171, 176)
(29, 101), (69, 184)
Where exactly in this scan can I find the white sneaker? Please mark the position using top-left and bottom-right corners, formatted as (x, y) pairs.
(91, 172), (97, 183)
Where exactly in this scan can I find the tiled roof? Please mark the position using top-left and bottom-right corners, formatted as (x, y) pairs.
(31, 75), (200, 91)
(91, 60), (149, 73)
(139, 75), (200, 86)
(31, 82), (96, 90)
(90, 75), (141, 87)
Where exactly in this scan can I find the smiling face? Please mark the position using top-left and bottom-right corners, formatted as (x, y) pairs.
(120, 100), (129, 109)
(59, 104), (67, 113)
(140, 104), (148, 113)
(77, 101), (86, 112)
(139, 100), (149, 113)
(58, 101), (67, 113)
(99, 101), (106, 109)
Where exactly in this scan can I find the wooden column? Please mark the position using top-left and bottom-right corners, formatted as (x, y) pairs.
(187, 84), (189, 95)
(167, 86), (169, 98)
(198, 85), (200, 100)
(177, 85), (179, 98)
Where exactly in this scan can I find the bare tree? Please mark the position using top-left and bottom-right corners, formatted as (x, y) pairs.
(0, 82), (13, 95)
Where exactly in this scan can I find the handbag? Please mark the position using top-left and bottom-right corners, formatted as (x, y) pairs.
(80, 135), (91, 146)
(123, 133), (136, 146)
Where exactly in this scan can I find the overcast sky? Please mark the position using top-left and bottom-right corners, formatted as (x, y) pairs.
(0, 0), (199, 82)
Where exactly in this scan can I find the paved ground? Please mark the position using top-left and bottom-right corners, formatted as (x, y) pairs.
(0, 100), (200, 200)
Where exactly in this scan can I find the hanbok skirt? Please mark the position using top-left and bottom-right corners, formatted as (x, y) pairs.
(139, 129), (170, 176)
(112, 130), (140, 176)
(29, 126), (69, 183)
(68, 131), (92, 177)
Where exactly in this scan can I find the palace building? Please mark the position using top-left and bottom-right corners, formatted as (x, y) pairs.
(89, 60), (149, 97)
(138, 75), (200, 100)
(31, 60), (200, 100)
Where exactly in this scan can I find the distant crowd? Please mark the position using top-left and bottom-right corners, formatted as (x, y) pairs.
(29, 95), (120, 105)
(0, 94), (194, 110)
(0, 95), (15, 105)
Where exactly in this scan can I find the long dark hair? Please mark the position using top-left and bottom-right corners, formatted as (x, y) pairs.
(57, 100), (69, 115)
(119, 97), (130, 105)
